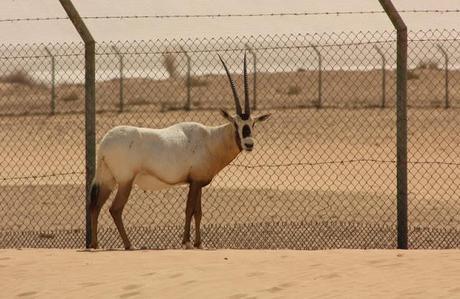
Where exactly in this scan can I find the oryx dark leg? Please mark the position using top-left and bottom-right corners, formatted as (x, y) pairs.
(194, 188), (203, 249)
(109, 180), (134, 250)
(89, 184), (112, 249)
(182, 182), (201, 249)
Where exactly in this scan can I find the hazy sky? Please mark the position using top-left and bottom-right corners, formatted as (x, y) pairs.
(1, 0), (459, 43)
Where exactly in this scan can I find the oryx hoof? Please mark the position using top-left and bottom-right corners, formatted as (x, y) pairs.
(89, 243), (99, 250)
(183, 241), (194, 250)
(194, 243), (204, 249)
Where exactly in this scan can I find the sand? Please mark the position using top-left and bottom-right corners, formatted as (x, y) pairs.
(1, 248), (460, 298)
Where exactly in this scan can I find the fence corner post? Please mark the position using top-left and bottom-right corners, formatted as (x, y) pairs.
(59, 0), (96, 249)
(378, 0), (408, 250)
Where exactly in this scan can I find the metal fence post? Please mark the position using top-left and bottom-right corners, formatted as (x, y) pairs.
(310, 44), (322, 108)
(44, 46), (56, 115)
(379, 0), (408, 249)
(112, 46), (124, 113)
(374, 45), (387, 108)
(59, 0), (96, 249)
(180, 47), (192, 111)
(245, 44), (257, 111)
(437, 44), (449, 109)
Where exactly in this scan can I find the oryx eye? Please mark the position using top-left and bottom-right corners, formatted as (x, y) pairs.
(242, 125), (251, 138)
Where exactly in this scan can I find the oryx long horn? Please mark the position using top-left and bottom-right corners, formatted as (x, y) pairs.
(218, 54), (242, 116)
(243, 51), (250, 115)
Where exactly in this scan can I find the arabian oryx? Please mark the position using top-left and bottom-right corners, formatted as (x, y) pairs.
(89, 53), (270, 250)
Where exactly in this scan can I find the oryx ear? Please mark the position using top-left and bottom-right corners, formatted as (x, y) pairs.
(220, 109), (233, 122)
(254, 113), (271, 123)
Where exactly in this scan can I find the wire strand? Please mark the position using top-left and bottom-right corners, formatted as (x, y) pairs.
(230, 160), (460, 168)
(2, 160), (457, 181)
(1, 9), (460, 23)
(1, 171), (84, 181)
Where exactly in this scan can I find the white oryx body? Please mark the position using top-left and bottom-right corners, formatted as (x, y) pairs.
(89, 53), (270, 250)
(95, 122), (240, 191)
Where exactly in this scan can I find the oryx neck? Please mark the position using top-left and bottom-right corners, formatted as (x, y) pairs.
(209, 123), (241, 162)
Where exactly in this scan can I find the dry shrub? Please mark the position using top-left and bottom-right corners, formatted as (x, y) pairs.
(130, 97), (149, 106)
(163, 52), (179, 79)
(417, 60), (440, 70)
(189, 76), (208, 87)
(407, 70), (419, 80)
(0, 70), (36, 86)
(287, 85), (302, 95)
(61, 91), (79, 102)
(430, 100), (442, 108)
(192, 99), (202, 107)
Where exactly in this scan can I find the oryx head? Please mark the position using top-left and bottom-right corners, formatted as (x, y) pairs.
(218, 53), (271, 152)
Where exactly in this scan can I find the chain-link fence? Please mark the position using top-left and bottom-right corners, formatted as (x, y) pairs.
(1, 29), (459, 249)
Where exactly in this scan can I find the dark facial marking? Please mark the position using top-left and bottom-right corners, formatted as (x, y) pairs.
(233, 123), (243, 151)
(241, 113), (250, 120)
(242, 125), (251, 138)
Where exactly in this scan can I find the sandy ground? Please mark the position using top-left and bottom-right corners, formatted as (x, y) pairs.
(1, 249), (460, 299)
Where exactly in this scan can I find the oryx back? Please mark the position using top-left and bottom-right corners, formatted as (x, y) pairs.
(97, 123), (213, 191)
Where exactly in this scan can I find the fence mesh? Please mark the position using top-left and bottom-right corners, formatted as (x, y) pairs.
(0, 29), (459, 249)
